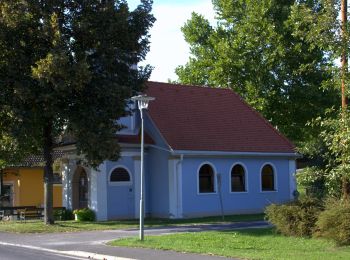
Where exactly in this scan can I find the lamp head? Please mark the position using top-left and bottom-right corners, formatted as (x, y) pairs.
(131, 95), (155, 110)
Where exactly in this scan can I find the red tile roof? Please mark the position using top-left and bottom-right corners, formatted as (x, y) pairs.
(145, 81), (295, 153)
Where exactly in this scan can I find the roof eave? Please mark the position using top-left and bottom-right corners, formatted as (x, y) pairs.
(171, 150), (300, 158)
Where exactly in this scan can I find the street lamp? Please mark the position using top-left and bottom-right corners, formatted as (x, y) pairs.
(131, 94), (155, 241)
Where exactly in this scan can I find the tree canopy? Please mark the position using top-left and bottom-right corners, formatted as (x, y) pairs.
(0, 0), (155, 223)
(176, 0), (339, 146)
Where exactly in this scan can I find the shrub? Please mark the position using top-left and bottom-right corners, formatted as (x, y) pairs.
(265, 197), (323, 237)
(63, 209), (75, 221)
(73, 208), (95, 221)
(315, 199), (350, 245)
(53, 208), (74, 221)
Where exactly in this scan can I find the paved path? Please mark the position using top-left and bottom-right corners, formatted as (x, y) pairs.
(0, 221), (270, 260)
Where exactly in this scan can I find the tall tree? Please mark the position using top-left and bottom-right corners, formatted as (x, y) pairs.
(290, 0), (350, 198)
(0, 0), (155, 224)
(176, 0), (339, 146)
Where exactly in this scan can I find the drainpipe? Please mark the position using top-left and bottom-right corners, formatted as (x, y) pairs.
(217, 173), (225, 221)
(175, 154), (183, 218)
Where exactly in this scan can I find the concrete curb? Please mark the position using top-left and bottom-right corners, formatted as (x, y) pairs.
(0, 241), (136, 260)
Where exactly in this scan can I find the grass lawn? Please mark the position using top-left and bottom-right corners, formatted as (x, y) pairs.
(0, 213), (264, 233)
(109, 228), (350, 260)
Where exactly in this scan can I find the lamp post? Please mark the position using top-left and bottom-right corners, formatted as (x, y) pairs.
(131, 94), (155, 241)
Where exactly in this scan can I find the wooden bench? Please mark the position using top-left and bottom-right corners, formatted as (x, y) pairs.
(0, 206), (37, 220)
(19, 208), (44, 221)
(0, 206), (66, 221)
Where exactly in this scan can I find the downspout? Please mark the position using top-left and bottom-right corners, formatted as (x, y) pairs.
(217, 173), (225, 221)
(175, 154), (183, 218)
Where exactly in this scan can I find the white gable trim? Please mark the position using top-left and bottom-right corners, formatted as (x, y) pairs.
(144, 112), (173, 152)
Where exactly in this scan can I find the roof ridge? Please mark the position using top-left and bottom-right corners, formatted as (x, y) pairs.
(146, 81), (232, 92)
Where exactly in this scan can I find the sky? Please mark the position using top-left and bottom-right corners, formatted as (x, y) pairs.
(127, 0), (216, 82)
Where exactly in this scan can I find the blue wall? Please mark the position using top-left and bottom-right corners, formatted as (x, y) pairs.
(147, 147), (171, 217)
(106, 157), (135, 219)
(181, 157), (291, 217)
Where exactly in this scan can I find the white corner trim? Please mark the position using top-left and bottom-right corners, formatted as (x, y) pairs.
(168, 155), (184, 219)
(176, 155), (183, 218)
(289, 160), (297, 199)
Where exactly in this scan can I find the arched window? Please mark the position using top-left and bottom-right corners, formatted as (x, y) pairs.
(198, 164), (215, 193)
(110, 167), (131, 183)
(261, 164), (275, 191)
(231, 164), (246, 192)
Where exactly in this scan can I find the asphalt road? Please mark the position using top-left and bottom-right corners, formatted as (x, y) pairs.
(0, 244), (86, 260)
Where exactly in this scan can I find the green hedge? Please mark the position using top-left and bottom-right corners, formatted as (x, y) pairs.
(315, 199), (350, 245)
(265, 197), (323, 237)
(73, 208), (95, 221)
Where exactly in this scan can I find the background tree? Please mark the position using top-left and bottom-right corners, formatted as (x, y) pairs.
(0, 0), (155, 224)
(289, 0), (350, 199)
(175, 0), (339, 147)
(0, 105), (38, 199)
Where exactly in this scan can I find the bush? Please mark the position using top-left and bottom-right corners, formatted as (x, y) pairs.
(53, 208), (74, 221)
(73, 208), (95, 221)
(265, 197), (323, 237)
(55, 209), (74, 221)
(315, 199), (350, 245)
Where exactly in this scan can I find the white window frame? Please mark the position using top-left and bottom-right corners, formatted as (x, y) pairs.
(197, 162), (217, 195)
(108, 165), (133, 186)
(260, 162), (278, 192)
(229, 162), (248, 193)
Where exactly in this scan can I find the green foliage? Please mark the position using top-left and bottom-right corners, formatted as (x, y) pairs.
(54, 208), (74, 221)
(0, 0), (155, 222)
(315, 199), (350, 245)
(265, 197), (323, 237)
(297, 167), (327, 198)
(289, 0), (345, 63)
(176, 0), (339, 145)
(0, 0), (155, 166)
(73, 208), (95, 222)
(299, 110), (350, 198)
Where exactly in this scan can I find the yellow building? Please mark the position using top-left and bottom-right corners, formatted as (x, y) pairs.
(2, 168), (62, 207)
(1, 153), (63, 207)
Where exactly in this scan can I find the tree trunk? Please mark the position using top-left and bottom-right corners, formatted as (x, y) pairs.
(0, 169), (3, 196)
(43, 122), (54, 224)
(342, 176), (350, 201)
